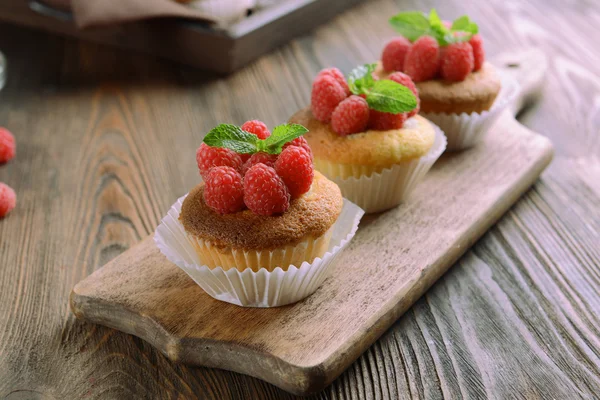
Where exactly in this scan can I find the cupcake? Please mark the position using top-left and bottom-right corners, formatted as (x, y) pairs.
(289, 64), (446, 213)
(155, 120), (363, 307)
(376, 9), (518, 150)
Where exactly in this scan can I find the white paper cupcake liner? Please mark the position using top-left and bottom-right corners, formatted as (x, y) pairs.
(421, 71), (520, 152)
(319, 123), (446, 214)
(154, 196), (364, 307)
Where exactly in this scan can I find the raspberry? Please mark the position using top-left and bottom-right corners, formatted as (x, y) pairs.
(242, 152), (277, 175)
(283, 136), (313, 160)
(381, 37), (411, 72)
(244, 164), (290, 216)
(441, 42), (474, 82)
(311, 75), (347, 123)
(0, 127), (16, 164)
(196, 143), (243, 180)
(203, 167), (245, 214)
(404, 36), (440, 82)
(0, 183), (16, 218)
(331, 95), (370, 136)
(388, 72), (420, 118)
(368, 110), (407, 131)
(275, 146), (314, 199)
(241, 120), (271, 139)
(318, 68), (350, 96)
(469, 34), (485, 71)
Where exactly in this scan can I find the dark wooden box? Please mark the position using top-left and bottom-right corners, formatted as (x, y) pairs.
(0, 0), (365, 73)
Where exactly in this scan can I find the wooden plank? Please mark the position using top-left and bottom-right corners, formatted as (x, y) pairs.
(70, 112), (553, 395)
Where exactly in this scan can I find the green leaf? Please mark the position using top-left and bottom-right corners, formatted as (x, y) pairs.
(451, 15), (470, 31)
(389, 11), (430, 42)
(365, 80), (417, 114)
(428, 9), (443, 29)
(261, 124), (308, 154)
(203, 124), (259, 154)
(347, 64), (376, 95)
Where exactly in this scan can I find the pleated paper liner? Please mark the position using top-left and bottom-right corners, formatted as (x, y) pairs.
(314, 123), (447, 214)
(421, 71), (520, 151)
(155, 196), (364, 307)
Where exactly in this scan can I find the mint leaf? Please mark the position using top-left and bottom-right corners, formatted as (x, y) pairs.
(389, 11), (430, 42)
(347, 63), (376, 95)
(261, 124), (308, 154)
(448, 15), (478, 42)
(451, 15), (469, 31)
(203, 124), (259, 154)
(428, 9), (443, 29)
(366, 80), (417, 114)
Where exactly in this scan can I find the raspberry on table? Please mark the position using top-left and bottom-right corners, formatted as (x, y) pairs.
(382, 37), (411, 72)
(203, 166), (245, 214)
(275, 146), (314, 199)
(0, 183), (16, 218)
(441, 42), (474, 82)
(0, 127), (16, 164)
(283, 136), (313, 160)
(244, 164), (290, 216)
(242, 152), (278, 175)
(196, 143), (243, 180)
(311, 74), (348, 123)
(388, 72), (420, 118)
(241, 120), (271, 139)
(368, 110), (407, 131)
(318, 68), (350, 96)
(469, 34), (485, 71)
(331, 95), (370, 136)
(404, 36), (440, 82)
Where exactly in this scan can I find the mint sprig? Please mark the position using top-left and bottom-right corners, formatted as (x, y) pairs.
(203, 123), (308, 155)
(389, 9), (479, 45)
(347, 64), (417, 114)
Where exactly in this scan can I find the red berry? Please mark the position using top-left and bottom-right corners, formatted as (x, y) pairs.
(242, 152), (277, 175)
(241, 120), (271, 139)
(381, 37), (411, 72)
(244, 164), (290, 216)
(196, 143), (243, 180)
(0, 127), (16, 164)
(283, 136), (313, 160)
(203, 167), (245, 214)
(441, 42), (474, 82)
(469, 34), (485, 71)
(311, 75), (347, 123)
(275, 146), (314, 199)
(368, 110), (407, 131)
(404, 36), (440, 82)
(388, 72), (420, 118)
(318, 68), (350, 96)
(0, 183), (16, 218)
(331, 95), (370, 136)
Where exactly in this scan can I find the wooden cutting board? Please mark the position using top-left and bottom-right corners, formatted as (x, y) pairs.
(70, 50), (553, 395)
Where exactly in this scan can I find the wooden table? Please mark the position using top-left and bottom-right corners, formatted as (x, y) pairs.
(1, 0), (599, 398)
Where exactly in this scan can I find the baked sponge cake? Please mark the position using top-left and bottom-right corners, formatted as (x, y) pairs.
(289, 64), (445, 213)
(376, 62), (501, 115)
(376, 9), (516, 150)
(290, 108), (436, 179)
(181, 171), (342, 271)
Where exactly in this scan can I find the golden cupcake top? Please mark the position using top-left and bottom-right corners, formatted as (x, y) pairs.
(379, 9), (486, 83)
(376, 62), (501, 114)
(290, 108), (435, 166)
(180, 171), (342, 251)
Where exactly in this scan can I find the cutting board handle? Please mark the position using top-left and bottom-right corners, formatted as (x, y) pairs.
(492, 48), (548, 115)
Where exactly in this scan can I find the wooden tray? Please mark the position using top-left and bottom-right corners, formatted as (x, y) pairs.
(0, 0), (364, 73)
(70, 51), (553, 395)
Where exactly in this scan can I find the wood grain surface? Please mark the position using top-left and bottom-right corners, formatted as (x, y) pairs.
(69, 110), (553, 395)
(1, 0), (599, 399)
